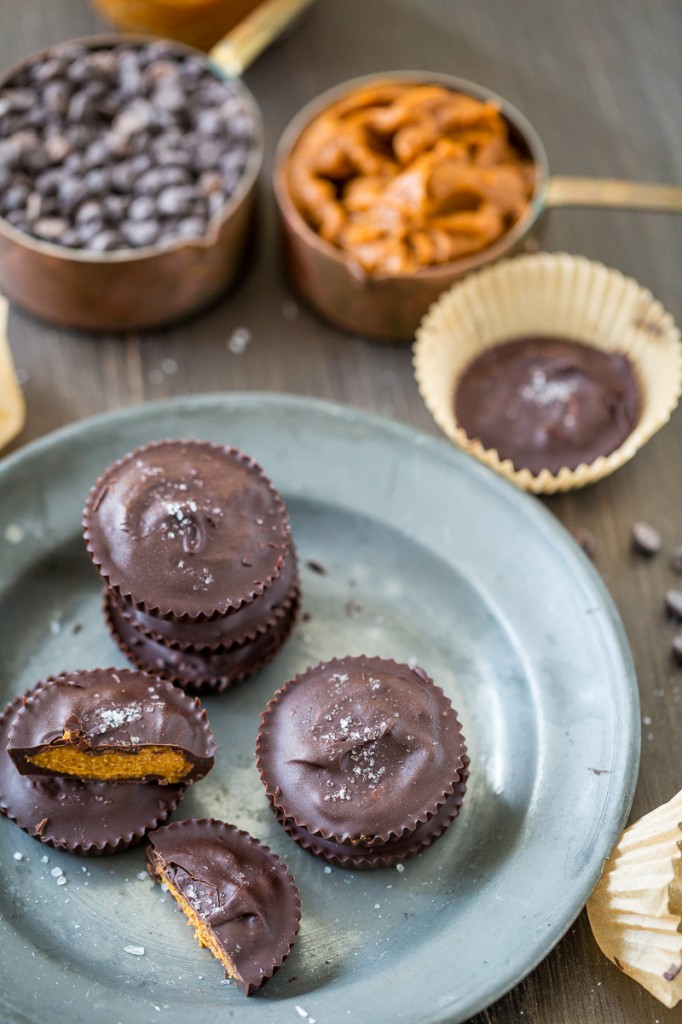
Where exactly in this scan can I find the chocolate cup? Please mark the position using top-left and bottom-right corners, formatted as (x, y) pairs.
(106, 587), (300, 693)
(113, 556), (299, 652)
(147, 818), (301, 995)
(0, 686), (186, 854)
(274, 758), (469, 869)
(7, 668), (216, 784)
(274, 71), (548, 343)
(256, 655), (467, 845)
(83, 439), (293, 622)
(0, 36), (263, 332)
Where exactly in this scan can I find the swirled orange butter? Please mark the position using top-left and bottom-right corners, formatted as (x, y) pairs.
(286, 82), (536, 275)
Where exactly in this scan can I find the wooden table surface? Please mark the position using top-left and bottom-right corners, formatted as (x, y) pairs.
(2, 1), (682, 1021)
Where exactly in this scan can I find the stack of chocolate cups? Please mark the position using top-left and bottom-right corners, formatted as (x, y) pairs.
(257, 655), (469, 869)
(83, 440), (299, 693)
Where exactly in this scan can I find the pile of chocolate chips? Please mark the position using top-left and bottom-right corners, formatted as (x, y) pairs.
(0, 40), (256, 251)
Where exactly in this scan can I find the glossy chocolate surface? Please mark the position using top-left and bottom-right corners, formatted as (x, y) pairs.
(257, 656), (466, 843)
(106, 589), (299, 692)
(8, 668), (215, 783)
(0, 687), (185, 854)
(84, 440), (292, 618)
(147, 818), (300, 995)
(454, 335), (640, 474)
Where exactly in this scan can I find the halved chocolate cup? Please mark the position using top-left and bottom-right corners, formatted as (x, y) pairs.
(147, 818), (301, 995)
(7, 668), (215, 784)
(0, 685), (186, 855)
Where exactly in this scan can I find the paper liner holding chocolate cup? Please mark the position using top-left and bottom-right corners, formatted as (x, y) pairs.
(256, 655), (467, 847)
(83, 439), (294, 622)
(587, 789), (682, 1008)
(7, 668), (216, 784)
(105, 587), (300, 693)
(414, 252), (682, 494)
(0, 685), (186, 855)
(273, 758), (469, 869)
(146, 818), (301, 995)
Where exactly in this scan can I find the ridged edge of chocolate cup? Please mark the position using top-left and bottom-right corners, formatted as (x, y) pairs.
(105, 588), (300, 694)
(274, 757), (469, 869)
(7, 667), (217, 784)
(256, 655), (467, 845)
(82, 439), (293, 622)
(146, 817), (301, 994)
(112, 563), (300, 653)
(0, 684), (186, 855)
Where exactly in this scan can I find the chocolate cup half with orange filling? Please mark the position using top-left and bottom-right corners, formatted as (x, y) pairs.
(0, 684), (186, 854)
(256, 655), (468, 868)
(7, 668), (215, 784)
(147, 818), (301, 995)
(83, 439), (299, 690)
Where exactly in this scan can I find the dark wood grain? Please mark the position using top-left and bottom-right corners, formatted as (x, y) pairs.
(2, 1), (682, 1021)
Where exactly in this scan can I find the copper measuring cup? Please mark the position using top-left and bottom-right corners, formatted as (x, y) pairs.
(274, 71), (682, 343)
(0, 0), (314, 331)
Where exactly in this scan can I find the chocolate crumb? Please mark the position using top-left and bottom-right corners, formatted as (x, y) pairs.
(664, 963), (682, 982)
(571, 527), (596, 559)
(631, 521), (662, 556)
(665, 590), (682, 621)
(301, 612), (312, 622)
(71, 622), (83, 635)
(588, 768), (610, 776)
(306, 559), (327, 575)
(670, 547), (682, 575)
(672, 637), (682, 667)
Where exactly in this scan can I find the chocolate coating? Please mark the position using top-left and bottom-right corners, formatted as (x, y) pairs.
(454, 335), (640, 474)
(276, 759), (469, 869)
(257, 656), (467, 844)
(0, 686), (185, 854)
(147, 818), (301, 995)
(115, 549), (298, 651)
(7, 668), (215, 783)
(83, 440), (292, 619)
(106, 588), (300, 693)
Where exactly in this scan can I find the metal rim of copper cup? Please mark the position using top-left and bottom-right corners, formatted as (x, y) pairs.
(273, 70), (550, 343)
(0, 35), (264, 331)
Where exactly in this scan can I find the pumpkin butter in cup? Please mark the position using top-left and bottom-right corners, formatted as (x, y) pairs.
(275, 73), (542, 342)
(414, 252), (682, 494)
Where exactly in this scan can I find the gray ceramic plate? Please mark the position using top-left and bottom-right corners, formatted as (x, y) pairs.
(0, 394), (639, 1024)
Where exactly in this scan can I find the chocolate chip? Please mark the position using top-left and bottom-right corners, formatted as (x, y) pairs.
(665, 590), (682, 621)
(631, 521), (662, 557)
(672, 637), (682, 667)
(571, 527), (596, 559)
(670, 547), (682, 575)
(0, 40), (255, 252)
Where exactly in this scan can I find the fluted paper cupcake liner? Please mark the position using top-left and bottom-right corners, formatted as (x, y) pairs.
(587, 788), (682, 1007)
(0, 684), (186, 855)
(83, 439), (293, 621)
(414, 252), (682, 494)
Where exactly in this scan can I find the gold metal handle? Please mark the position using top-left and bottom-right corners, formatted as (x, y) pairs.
(209, 0), (316, 77)
(547, 176), (682, 213)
